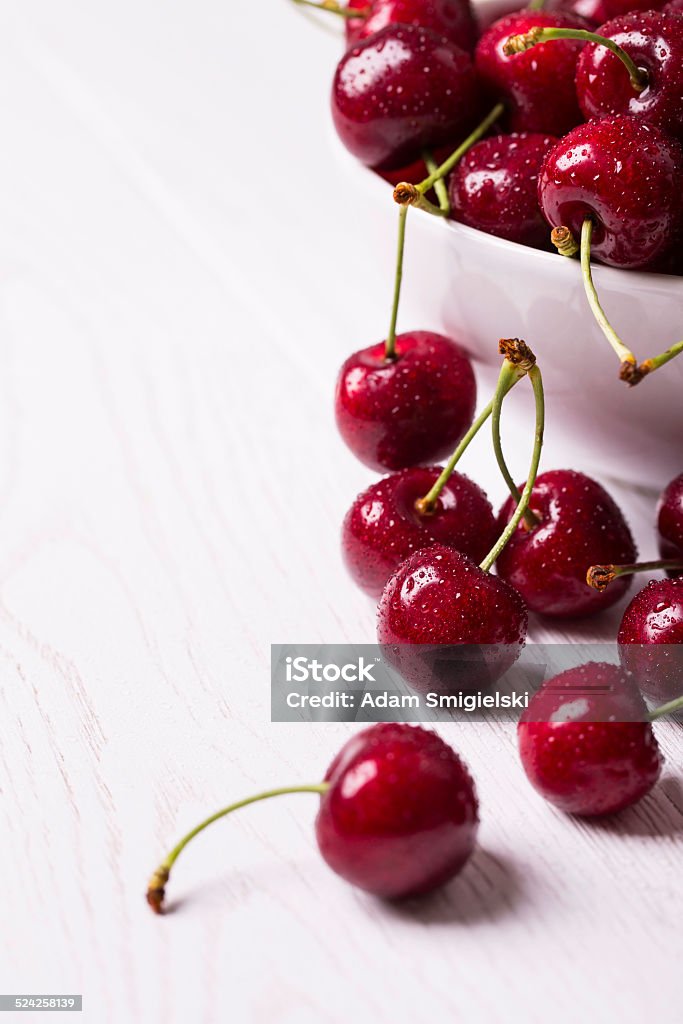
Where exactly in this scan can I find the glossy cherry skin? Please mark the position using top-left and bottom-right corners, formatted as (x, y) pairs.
(335, 331), (476, 473)
(538, 115), (683, 269)
(343, 467), (498, 597)
(377, 544), (528, 693)
(332, 24), (482, 169)
(448, 132), (557, 248)
(657, 473), (683, 570)
(576, 13), (683, 141)
(518, 663), (663, 816)
(315, 723), (478, 898)
(475, 12), (587, 136)
(618, 578), (683, 702)
(496, 470), (637, 618)
(555, 0), (667, 27)
(345, 0), (478, 54)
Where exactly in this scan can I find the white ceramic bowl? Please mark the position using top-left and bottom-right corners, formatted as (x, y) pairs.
(333, 145), (683, 490)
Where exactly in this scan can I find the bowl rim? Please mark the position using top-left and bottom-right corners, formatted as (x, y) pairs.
(334, 132), (683, 294)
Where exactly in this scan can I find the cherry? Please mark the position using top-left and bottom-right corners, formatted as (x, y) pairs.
(575, 12), (683, 141)
(658, 473), (683, 570)
(555, 0), (667, 27)
(332, 24), (482, 169)
(448, 131), (558, 248)
(316, 723), (478, 898)
(518, 662), (663, 816)
(618, 578), (683, 702)
(377, 544), (528, 692)
(495, 469), (637, 618)
(146, 723), (479, 911)
(475, 12), (587, 136)
(345, 0), (478, 54)
(538, 115), (683, 269)
(335, 331), (476, 472)
(342, 467), (498, 597)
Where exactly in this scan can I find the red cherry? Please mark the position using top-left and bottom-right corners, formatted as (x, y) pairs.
(658, 473), (683, 571)
(555, 0), (667, 27)
(316, 723), (479, 898)
(345, 0), (478, 53)
(448, 131), (558, 248)
(496, 470), (637, 618)
(147, 723), (479, 911)
(332, 24), (482, 169)
(342, 467), (498, 596)
(575, 12), (683, 140)
(538, 115), (683, 269)
(335, 331), (476, 472)
(475, 12), (587, 136)
(377, 544), (528, 692)
(618, 578), (683, 701)
(518, 662), (663, 816)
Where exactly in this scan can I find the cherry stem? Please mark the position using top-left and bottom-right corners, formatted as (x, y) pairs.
(639, 339), (683, 380)
(290, 0), (371, 19)
(492, 364), (541, 530)
(551, 225), (579, 258)
(414, 103), (506, 195)
(587, 559), (683, 591)
(146, 784), (329, 915)
(503, 27), (648, 91)
(385, 204), (408, 361)
(527, 0), (546, 9)
(423, 150), (451, 216)
(415, 367), (525, 516)
(480, 360), (545, 573)
(649, 695), (683, 721)
(580, 218), (639, 381)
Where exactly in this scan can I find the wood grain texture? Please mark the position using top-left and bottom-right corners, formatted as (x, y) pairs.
(0, 3), (681, 1022)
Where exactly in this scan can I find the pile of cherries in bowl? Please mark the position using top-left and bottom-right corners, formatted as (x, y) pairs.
(329, 0), (683, 277)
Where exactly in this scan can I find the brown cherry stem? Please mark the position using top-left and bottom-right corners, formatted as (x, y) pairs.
(503, 27), (648, 91)
(587, 559), (683, 592)
(551, 225), (579, 258)
(146, 784), (330, 915)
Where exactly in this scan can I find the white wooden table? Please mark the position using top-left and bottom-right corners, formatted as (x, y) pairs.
(0, 3), (681, 1021)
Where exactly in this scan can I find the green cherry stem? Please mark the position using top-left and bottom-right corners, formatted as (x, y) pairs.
(587, 559), (683, 592)
(415, 339), (534, 516)
(639, 339), (683, 380)
(580, 218), (639, 382)
(503, 27), (648, 91)
(492, 367), (541, 531)
(527, 0), (547, 10)
(146, 784), (330, 914)
(385, 204), (409, 361)
(649, 695), (683, 721)
(423, 150), (451, 216)
(290, 0), (370, 19)
(417, 103), (505, 194)
(480, 360), (545, 573)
